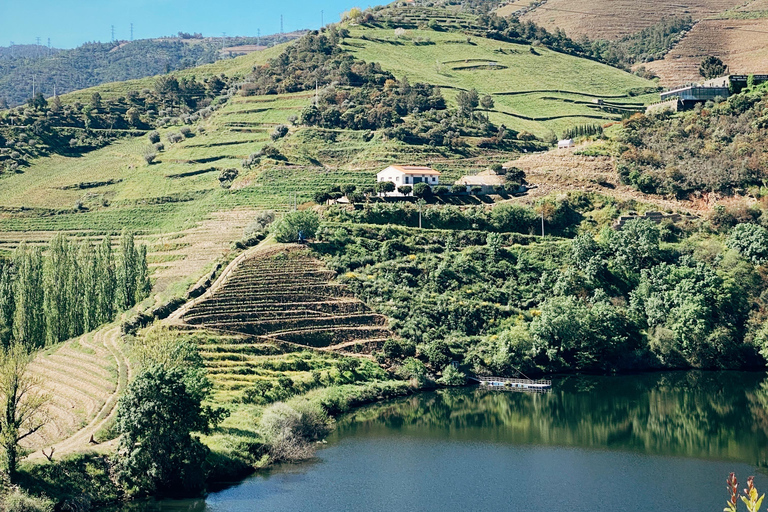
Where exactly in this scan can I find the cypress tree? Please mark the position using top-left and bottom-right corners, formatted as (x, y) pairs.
(12, 244), (45, 348)
(96, 236), (115, 324)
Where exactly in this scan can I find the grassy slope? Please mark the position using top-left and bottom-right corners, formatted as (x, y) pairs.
(344, 26), (657, 136)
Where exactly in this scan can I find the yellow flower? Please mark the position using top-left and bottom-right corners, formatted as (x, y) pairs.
(345, 272), (356, 279)
(408, 254), (417, 260)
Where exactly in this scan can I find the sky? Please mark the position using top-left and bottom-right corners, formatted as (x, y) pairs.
(0, 0), (378, 49)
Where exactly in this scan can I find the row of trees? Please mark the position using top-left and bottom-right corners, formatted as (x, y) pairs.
(0, 231), (151, 348)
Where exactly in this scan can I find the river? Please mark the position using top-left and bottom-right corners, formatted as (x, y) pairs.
(131, 371), (768, 512)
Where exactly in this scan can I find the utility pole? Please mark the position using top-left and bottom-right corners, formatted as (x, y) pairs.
(111, 25), (115, 42)
(541, 211), (544, 238)
(32, 75), (35, 97)
(321, 10), (324, 28)
(417, 199), (425, 229)
(315, 80), (318, 106)
(130, 23), (134, 42)
(280, 15), (284, 34)
(257, 28), (260, 47)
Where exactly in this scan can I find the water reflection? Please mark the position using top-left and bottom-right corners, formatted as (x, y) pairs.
(334, 372), (768, 467)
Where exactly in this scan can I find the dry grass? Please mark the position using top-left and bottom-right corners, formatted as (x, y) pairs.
(509, 144), (698, 212)
(642, 18), (768, 87)
(520, 0), (744, 40)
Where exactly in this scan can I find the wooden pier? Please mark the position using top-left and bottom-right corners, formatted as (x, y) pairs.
(470, 376), (552, 392)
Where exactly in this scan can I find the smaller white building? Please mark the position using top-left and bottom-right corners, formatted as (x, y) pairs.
(376, 165), (441, 196)
(558, 139), (575, 149)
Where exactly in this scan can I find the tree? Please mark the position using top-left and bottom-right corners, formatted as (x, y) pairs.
(699, 56), (728, 80)
(456, 89), (479, 116)
(397, 185), (412, 196)
(96, 236), (115, 324)
(726, 223), (768, 264)
(90, 92), (102, 111)
(27, 93), (47, 111)
(142, 147), (157, 165)
(412, 182), (431, 198)
(376, 181), (395, 195)
(125, 107), (141, 127)
(0, 98), (8, 110)
(480, 95), (495, 109)
(0, 267), (13, 347)
(0, 343), (49, 482)
(12, 244), (44, 348)
(273, 211), (321, 243)
(340, 184), (356, 196)
(115, 364), (223, 494)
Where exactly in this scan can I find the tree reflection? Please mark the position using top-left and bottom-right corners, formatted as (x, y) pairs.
(336, 372), (768, 466)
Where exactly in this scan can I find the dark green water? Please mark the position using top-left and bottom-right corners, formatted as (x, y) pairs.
(133, 371), (768, 512)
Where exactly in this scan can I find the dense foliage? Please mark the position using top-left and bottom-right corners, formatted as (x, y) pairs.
(0, 231), (150, 348)
(616, 85), (768, 197)
(316, 199), (768, 376)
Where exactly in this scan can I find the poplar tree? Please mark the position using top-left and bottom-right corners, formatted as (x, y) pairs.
(116, 230), (137, 311)
(0, 266), (14, 347)
(96, 235), (116, 324)
(43, 234), (69, 345)
(135, 245), (151, 305)
(12, 244), (44, 348)
(78, 241), (99, 333)
(65, 243), (82, 339)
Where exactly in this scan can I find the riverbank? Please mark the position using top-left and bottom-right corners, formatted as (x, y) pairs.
(11, 379), (418, 511)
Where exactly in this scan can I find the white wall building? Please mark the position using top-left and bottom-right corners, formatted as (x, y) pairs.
(558, 139), (575, 149)
(376, 165), (441, 196)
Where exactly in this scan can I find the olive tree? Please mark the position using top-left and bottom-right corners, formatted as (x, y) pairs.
(273, 211), (321, 243)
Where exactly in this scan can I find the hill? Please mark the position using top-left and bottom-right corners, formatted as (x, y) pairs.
(0, 32), (301, 108)
(0, 6), (659, 239)
(514, 0), (743, 40)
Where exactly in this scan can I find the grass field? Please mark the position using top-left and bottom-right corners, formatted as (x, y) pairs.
(344, 26), (657, 136)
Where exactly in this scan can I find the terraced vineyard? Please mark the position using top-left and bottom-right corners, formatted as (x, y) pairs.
(23, 325), (129, 457)
(181, 245), (391, 353)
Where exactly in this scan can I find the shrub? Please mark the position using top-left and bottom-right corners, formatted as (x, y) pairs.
(413, 182), (431, 198)
(179, 126), (193, 138)
(244, 210), (276, 237)
(270, 124), (289, 141)
(434, 185), (449, 196)
(218, 168), (239, 189)
(452, 184), (466, 194)
(148, 131), (160, 144)
(153, 142), (165, 152)
(259, 401), (332, 462)
(470, 186), (483, 195)
(0, 488), (54, 512)
(397, 185), (412, 196)
(438, 365), (466, 386)
(142, 147), (157, 165)
(340, 184), (357, 196)
(167, 133), (183, 144)
(273, 210), (321, 242)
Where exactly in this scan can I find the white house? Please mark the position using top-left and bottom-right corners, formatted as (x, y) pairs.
(376, 165), (441, 195)
(558, 139), (575, 149)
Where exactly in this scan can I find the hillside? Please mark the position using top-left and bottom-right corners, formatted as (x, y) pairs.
(0, 7), (660, 240)
(0, 33), (301, 108)
(515, 0), (743, 40)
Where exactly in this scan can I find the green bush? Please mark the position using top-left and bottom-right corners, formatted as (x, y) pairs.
(438, 365), (466, 386)
(273, 211), (321, 243)
(0, 488), (54, 512)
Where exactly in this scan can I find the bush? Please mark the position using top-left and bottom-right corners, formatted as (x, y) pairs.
(270, 124), (289, 141)
(148, 131), (160, 144)
(142, 147), (157, 165)
(244, 210), (276, 237)
(452, 184), (466, 194)
(438, 365), (466, 386)
(0, 488), (54, 512)
(218, 168), (239, 189)
(433, 185), (449, 196)
(179, 126), (193, 138)
(259, 401), (332, 462)
(273, 210), (321, 242)
(413, 182), (431, 197)
(167, 133), (183, 144)
(470, 186), (483, 195)
(340, 184), (356, 196)
(153, 142), (165, 152)
(397, 185), (412, 196)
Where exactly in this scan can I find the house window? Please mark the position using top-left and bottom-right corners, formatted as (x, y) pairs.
(405, 177), (410, 184)
(396, 176), (400, 182)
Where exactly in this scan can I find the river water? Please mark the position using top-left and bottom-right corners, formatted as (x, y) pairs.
(134, 371), (768, 512)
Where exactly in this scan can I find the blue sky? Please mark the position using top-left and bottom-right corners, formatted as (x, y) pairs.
(0, 0), (378, 49)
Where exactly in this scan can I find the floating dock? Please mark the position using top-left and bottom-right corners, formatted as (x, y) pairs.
(471, 376), (552, 392)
